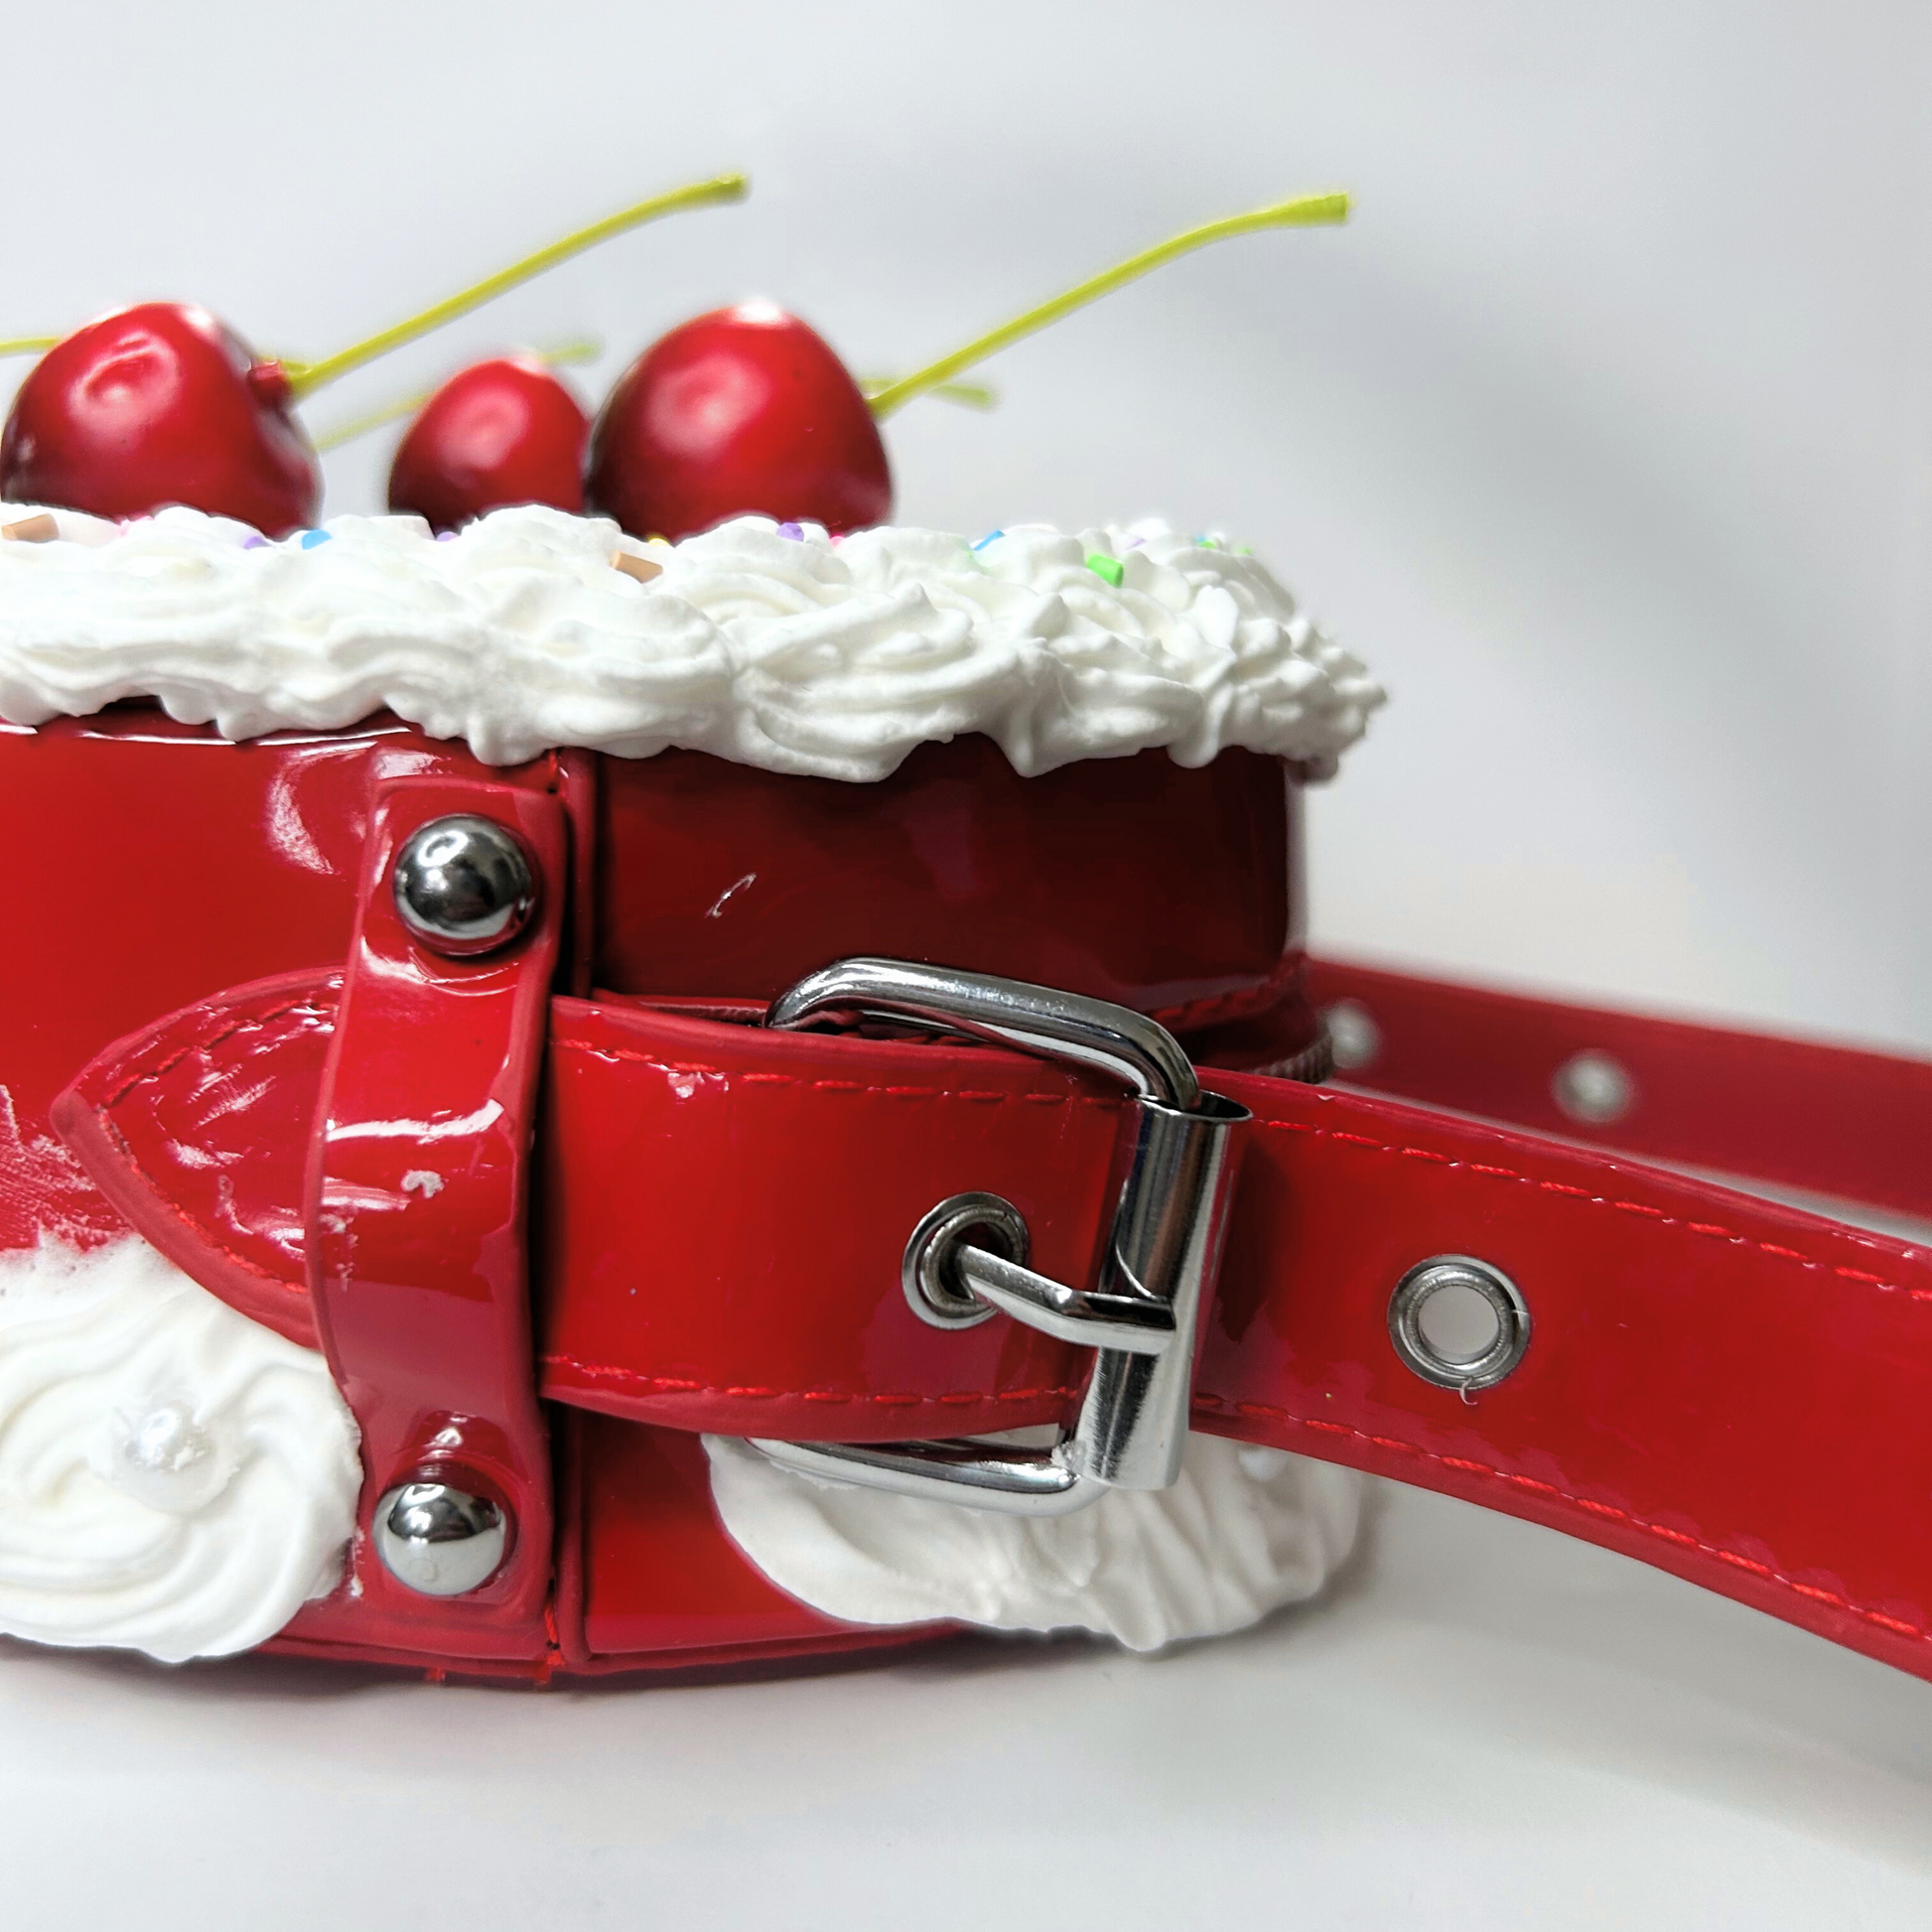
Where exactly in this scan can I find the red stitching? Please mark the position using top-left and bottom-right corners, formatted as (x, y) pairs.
(1147, 951), (1303, 1034)
(91, 993), (336, 1303)
(1251, 1117), (1920, 1298)
(540, 1353), (1080, 1411)
(1198, 1396), (1930, 1647)
(551, 1039), (1088, 1111)
(102, 991), (333, 1110)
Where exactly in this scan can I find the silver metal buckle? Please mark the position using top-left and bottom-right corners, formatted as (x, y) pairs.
(749, 959), (1252, 1515)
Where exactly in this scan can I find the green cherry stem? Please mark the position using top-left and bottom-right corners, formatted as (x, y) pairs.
(310, 338), (603, 455)
(855, 373), (1000, 410)
(284, 174), (749, 400)
(864, 190), (1350, 421)
(0, 337), (59, 358)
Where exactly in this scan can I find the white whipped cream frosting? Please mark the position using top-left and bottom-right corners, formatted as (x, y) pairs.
(0, 1237), (360, 1664)
(705, 1434), (1363, 1651)
(0, 1226), (1360, 1659)
(0, 503), (1383, 780)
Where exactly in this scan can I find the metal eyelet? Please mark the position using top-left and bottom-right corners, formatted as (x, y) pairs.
(1388, 1255), (1531, 1393)
(1552, 1049), (1634, 1125)
(751, 958), (1251, 1514)
(902, 1192), (1029, 1328)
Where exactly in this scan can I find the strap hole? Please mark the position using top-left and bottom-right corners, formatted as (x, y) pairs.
(1323, 1000), (1380, 1072)
(1415, 1279), (1503, 1365)
(1388, 1255), (1531, 1392)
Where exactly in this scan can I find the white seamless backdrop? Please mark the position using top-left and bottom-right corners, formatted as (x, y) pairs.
(1, 3), (1929, 1927)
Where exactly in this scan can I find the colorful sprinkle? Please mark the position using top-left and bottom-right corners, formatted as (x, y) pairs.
(775, 521), (803, 540)
(1234, 543), (1253, 556)
(1084, 553), (1125, 588)
(971, 530), (1004, 551)
(299, 529), (332, 549)
(610, 549), (663, 585)
(436, 530), (458, 543)
(240, 535), (268, 551)
(1195, 535), (1221, 549)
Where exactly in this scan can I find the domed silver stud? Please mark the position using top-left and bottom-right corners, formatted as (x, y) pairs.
(392, 815), (536, 957)
(373, 1480), (509, 1596)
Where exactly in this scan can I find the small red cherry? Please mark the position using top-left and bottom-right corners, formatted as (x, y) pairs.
(0, 303), (319, 535)
(584, 303), (892, 541)
(388, 354), (589, 533)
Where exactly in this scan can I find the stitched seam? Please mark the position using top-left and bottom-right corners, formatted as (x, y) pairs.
(93, 1032), (325, 1295)
(539, 1353), (1079, 1410)
(551, 1037), (1094, 1110)
(1198, 1394), (1929, 1645)
(1257, 1117), (1926, 1301)
(1149, 952), (1302, 1033)
(102, 994), (333, 1111)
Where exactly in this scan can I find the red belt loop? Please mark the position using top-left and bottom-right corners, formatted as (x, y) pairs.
(296, 773), (567, 1664)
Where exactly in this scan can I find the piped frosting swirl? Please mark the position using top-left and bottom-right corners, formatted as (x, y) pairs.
(0, 504), (1383, 780)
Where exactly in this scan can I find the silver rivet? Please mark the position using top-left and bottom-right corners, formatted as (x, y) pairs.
(1552, 1049), (1633, 1125)
(392, 815), (536, 957)
(374, 1481), (508, 1595)
(1388, 1256), (1531, 1393)
(902, 1192), (1030, 1328)
(1323, 1000), (1381, 1072)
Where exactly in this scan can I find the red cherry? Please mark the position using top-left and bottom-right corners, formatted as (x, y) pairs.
(387, 354), (589, 533)
(0, 303), (319, 536)
(584, 303), (892, 541)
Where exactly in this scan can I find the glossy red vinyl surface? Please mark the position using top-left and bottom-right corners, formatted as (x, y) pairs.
(53, 969), (336, 1347)
(288, 776), (565, 1662)
(15, 707), (1314, 1675)
(63, 938), (1932, 1682)
(0, 711), (1311, 1263)
(537, 999), (1109, 1439)
(593, 738), (1305, 1026)
(559, 1416), (887, 1660)
(1307, 955), (1932, 1218)
(538, 1002), (1932, 1682)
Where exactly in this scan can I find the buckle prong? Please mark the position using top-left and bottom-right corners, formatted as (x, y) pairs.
(953, 1242), (1175, 1355)
(751, 959), (1251, 1516)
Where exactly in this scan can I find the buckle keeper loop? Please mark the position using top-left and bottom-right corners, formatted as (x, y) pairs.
(749, 959), (1251, 1515)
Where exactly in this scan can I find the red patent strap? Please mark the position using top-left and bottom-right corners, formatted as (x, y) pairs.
(53, 930), (1932, 1683)
(1307, 955), (1932, 1220)
(537, 1000), (1932, 1684)
(290, 775), (566, 1663)
(1197, 1067), (1932, 1684)
(536, 996), (1110, 1439)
